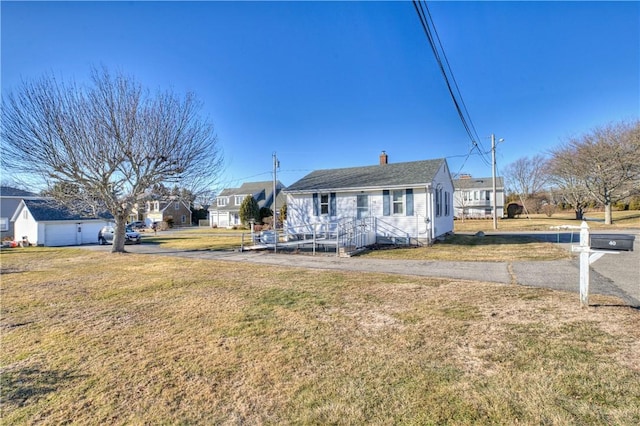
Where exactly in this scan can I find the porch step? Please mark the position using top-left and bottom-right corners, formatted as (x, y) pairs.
(338, 245), (367, 258)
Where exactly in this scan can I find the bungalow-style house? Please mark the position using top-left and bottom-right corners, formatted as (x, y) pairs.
(0, 186), (43, 241)
(284, 153), (454, 247)
(144, 198), (192, 227)
(11, 199), (111, 246)
(209, 181), (286, 228)
(453, 175), (505, 219)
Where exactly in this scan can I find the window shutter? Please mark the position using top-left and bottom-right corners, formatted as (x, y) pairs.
(330, 193), (336, 216)
(383, 190), (390, 216)
(406, 188), (413, 216)
(313, 193), (319, 216)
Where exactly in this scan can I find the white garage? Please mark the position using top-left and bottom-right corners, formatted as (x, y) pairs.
(11, 199), (111, 247)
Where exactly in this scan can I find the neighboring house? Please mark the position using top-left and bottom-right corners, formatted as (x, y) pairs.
(0, 186), (43, 241)
(284, 152), (454, 246)
(144, 199), (192, 227)
(11, 199), (111, 246)
(453, 176), (505, 219)
(209, 181), (286, 228)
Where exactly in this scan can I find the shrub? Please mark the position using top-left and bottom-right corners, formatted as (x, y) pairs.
(541, 203), (557, 217)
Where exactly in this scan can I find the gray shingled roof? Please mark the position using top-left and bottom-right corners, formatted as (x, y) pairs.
(213, 181), (285, 212)
(0, 186), (37, 197)
(20, 199), (112, 221)
(285, 158), (446, 192)
(453, 177), (504, 190)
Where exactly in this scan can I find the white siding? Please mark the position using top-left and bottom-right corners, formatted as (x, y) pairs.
(12, 204), (109, 246)
(286, 186), (440, 239)
(431, 163), (455, 237)
(13, 205), (39, 244)
(285, 161), (455, 241)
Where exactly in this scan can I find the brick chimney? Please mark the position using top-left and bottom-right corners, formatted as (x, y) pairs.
(379, 151), (388, 165)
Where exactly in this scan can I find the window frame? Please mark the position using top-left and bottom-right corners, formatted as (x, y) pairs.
(392, 190), (404, 215)
(320, 193), (330, 215)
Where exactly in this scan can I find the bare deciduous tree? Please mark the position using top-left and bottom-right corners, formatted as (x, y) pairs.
(503, 154), (549, 203)
(546, 148), (592, 220)
(548, 120), (640, 224)
(1, 67), (223, 252)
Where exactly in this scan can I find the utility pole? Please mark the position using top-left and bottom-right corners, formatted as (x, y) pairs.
(273, 152), (279, 230)
(491, 134), (498, 230)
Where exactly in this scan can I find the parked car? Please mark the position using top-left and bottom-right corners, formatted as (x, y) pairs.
(129, 221), (147, 230)
(98, 225), (142, 245)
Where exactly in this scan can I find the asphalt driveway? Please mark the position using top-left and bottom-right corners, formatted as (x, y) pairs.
(82, 231), (640, 307)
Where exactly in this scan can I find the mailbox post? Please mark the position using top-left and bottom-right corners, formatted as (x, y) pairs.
(571, 221), (621, 307)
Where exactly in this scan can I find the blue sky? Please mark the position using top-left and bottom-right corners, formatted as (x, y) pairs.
(2, 1), (638, 191)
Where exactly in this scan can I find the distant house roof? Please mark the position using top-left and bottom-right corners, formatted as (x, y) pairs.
(12, 199), (112, 222)
(453, 177), (504, 190)
(211, 181), (286, 212)
(158, 199), (192, 213)
(0, 186), (38, 197)
(285, 158), (447, 192)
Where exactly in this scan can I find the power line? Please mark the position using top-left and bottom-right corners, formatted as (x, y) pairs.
(412, 0), (491, 167)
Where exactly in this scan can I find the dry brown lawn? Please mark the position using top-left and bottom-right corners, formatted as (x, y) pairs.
(455, 210), (640, 233)
(2, 248), (639, 424)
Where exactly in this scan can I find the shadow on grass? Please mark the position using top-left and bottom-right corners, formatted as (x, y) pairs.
(1, 364), (85, 409)
(443, 234), (578, 246)
(590, 304), (640, 311)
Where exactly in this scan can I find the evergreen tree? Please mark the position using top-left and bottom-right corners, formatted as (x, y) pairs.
(239, 195), (260, 226)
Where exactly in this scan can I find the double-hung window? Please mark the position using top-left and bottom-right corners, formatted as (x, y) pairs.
(392, 190), (404, 215)
(320, 194), (329, 215)
(383, 189), (413, 216)
(313, 193), (336, 216)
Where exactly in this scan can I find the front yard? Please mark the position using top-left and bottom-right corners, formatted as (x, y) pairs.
(1, 248), (639, 424)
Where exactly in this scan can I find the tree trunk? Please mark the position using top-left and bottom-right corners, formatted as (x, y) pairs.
(574, 207), (583, 220)
(604, 203), (613, 225)
(111, 215), (128, 253)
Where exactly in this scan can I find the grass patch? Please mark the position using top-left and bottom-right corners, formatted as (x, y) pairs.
(2, 248), (639, 424)
(455, 211), (640, 233)
(365, 234), (572, 261)
(141, 228), (245, 251)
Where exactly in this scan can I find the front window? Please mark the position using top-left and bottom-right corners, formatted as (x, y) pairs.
(174, 202), (180, 210)
(235, 195), (244, 205)
(0, 217), (8, 231)
(320, 194), (329, 215)
(217, 197), (228, 207)
(392, 190), (404, 215)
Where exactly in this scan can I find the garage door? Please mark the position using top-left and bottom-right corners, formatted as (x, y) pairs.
(45, 223), (78, 246)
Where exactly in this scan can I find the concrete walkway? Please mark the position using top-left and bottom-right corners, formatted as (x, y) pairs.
(87, 234), (640, 307)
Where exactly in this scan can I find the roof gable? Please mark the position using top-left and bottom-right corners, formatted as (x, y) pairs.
(159, 199), (191, 213)
(286, 158), (447, 192)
